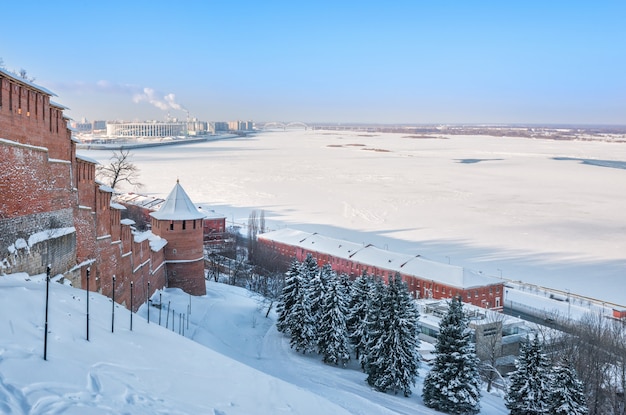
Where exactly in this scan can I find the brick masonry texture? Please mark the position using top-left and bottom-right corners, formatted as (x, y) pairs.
(0, 70), (193, 310)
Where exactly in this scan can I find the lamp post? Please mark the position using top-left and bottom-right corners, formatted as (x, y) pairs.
(130, 281), (134, 331)
(86, 267), (90, 341)
(159, 292), (162, 325)
(147, 281), (151, 324)
(111, 275), (116, 333)
(44, 265), (51, 361)
(497, 268), (502, 279)
(566, 288), (571, 320)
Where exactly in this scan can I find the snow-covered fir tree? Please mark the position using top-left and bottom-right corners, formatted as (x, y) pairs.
(300, 253), (319, 284)
(284, 256), (317, 354)
(288, 277), (316, 353)
(317, 273), (351, 366)
(505, 335), (552, 415)
(362, 277), (387, 373)
(365, 274), (421, 396)
(422, 296), (481, 414)
(547, 358), (588, 415)
(308, 263), (334, 345)
(276, 259), (303, 334)
(347, 272), (373, 363)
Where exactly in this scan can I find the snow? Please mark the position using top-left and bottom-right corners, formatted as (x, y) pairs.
(0, 67), (58, 97)
(81, 130), (626, 307)
(98, 184), (114, 193)
(149, 181), (206, 220)
(75, 153), (100, 165)
(0, 274), (508, 414)
(27, 227), (76, 247)
(0, 137), (48, 153)
(109, 202), (126, 210)
(132, 230), (167, 252)
(5, 228), (76, 257)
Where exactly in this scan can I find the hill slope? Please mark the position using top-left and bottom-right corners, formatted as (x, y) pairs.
(0, 274), (507, 414)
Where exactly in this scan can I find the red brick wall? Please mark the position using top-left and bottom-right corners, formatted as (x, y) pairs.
(152, 218), (206, 295)
(1, 71), (181, 309)
(76, 159), (97, 209)
(0, 140), (73, 218)
(166, 260), (206, 296)
(0, 77), (72, 161)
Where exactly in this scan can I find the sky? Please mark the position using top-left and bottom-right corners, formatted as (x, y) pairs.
(1, 0), (625, 125)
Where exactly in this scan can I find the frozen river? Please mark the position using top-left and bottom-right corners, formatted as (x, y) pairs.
(81, 130), (626, 307)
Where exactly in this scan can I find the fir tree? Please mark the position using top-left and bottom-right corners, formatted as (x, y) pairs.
(505, 336), (552, 415)
(423, 296), (481, 414)
(362, 277), (387, 373)
(276, 259), (303, 334)
(347, 272), (372, 362)
(366, 274), (421, 396)
(288, 271), (316, 354)
(370, 274), (421, 396)
(317, 275), (351, 366)
(308, 263), (334, 346)
(300, 253), (319, 284)
(548, 358), (588, 415)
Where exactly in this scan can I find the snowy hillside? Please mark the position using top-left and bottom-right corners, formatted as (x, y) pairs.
(0, 274), (508, 414)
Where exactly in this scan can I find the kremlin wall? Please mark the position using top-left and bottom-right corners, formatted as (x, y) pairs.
(0, 68), (206, 310)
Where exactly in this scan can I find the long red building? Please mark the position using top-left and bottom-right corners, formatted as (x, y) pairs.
(258, 228), (504, 310)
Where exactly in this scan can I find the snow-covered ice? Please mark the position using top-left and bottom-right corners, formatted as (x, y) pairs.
(81, 130), (626, 307)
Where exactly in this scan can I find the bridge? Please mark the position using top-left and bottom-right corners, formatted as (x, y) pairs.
(259, 121), (309, 131)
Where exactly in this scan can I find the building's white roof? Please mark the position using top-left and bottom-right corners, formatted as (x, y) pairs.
(149, 181), (206, 220)
(258, 228), (501, 289)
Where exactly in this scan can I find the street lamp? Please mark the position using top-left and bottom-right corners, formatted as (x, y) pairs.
(130, 281), (134, 331)
(497, 268), (502, 279)
(111, 275), (116, 333)
(44, 265), (51, 360)
(86, 267), (90, 341)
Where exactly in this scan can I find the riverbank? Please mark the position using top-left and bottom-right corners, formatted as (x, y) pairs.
(75, 133), (243, 150)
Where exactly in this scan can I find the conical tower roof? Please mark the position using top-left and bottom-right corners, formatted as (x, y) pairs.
(150, 180), (206, 220)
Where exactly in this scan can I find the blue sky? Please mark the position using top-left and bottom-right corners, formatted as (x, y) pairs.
(2, 1), (625, 125)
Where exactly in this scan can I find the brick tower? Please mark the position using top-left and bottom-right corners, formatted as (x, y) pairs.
(150, 180), (207, 296)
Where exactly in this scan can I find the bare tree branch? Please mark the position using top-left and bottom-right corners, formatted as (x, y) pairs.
(97, 149), (143, 190)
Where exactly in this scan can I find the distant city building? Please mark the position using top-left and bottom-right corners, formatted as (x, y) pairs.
(228, 120), (253, 131)
(187, 119), (208, 135)
(211, 121), (229, 133)
(72, 121), (93, 133)
(106, 121), (187, 137)
(92, 120), (107, 131)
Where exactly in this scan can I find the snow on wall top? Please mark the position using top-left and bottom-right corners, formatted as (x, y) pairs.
(259, 228), (501, 289)
(75, 153), (100, 165)
(149, 181), (206, 220)
(133, 230), (168, 252)
(0, 67), (58, 97)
